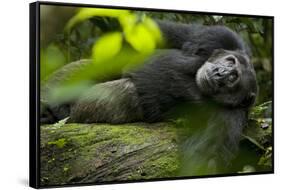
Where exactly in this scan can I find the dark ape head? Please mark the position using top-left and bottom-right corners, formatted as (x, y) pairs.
(196, 49), (258, 108)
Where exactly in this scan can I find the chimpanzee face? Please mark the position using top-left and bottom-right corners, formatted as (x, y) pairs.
(196, 49), (258, 108)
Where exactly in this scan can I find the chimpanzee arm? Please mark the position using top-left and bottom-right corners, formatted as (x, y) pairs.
(156, 20), (204, 49)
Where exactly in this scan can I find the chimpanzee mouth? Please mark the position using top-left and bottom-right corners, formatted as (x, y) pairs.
(196, 66), (218, 94)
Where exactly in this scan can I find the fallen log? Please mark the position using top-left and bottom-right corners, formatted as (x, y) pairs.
(40, 123), (181, 186)
(40, 102), (272, 186)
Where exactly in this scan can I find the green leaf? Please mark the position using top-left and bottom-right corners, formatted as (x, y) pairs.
(118, 13), (137, 32)
(48, 81), (92, 105)
(242, 134), (265, 151)
(53, 117), (69, 128)
(124, 23), (156, 53)
(143, 17), (164, 46)
(92, 32), (123, 64)
(41, 44), (66, 81)
(258, 146), (272, 167)
(66, 8), (130, 30)
(249, 101), (272, 118)
(48, 138), (67, 149)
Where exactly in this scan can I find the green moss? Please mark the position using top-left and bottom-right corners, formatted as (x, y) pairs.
(63, 165), (70, 172)
(47, 138), (67, 148)
(41, 122), (180, 185)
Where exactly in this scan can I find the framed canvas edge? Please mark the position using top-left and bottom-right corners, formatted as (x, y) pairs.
(29, 1), (40, 189)
(29, 1), (275, 189)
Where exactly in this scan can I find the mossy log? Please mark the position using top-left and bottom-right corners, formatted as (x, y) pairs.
(40, 102), (272, 186)
(40, 123), (181, 186)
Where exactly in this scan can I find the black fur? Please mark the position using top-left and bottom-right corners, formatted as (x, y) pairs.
(157, 20), (251, 56)
(126, 50), (204, 122)
(126, 23), (257, 122)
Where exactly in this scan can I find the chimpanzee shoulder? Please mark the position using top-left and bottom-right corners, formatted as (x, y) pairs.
(127, 50), (204, 122)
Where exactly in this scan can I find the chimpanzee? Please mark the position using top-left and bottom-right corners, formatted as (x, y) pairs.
(41, 21), (258, 175)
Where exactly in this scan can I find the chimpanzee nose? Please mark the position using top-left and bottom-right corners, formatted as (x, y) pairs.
(227, 70), (238, 83)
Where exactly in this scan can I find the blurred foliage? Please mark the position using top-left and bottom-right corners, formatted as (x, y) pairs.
(41, 7), (164, 103)
(40, 5), (273, 106)
(40, 5), (77, 47)
(40, 44), (66, 80)
(240, 101), (272, 171)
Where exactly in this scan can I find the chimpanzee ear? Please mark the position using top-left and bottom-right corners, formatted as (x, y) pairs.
(239, 92), (257, 108)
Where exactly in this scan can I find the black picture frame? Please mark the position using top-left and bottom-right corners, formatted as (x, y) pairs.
(30, 1), (274, 188)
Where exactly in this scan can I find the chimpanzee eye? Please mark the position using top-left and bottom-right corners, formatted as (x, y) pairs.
(226, 56), (236, 64)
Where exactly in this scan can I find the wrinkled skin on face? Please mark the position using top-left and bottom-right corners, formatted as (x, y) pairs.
(196, 49), (258, 108)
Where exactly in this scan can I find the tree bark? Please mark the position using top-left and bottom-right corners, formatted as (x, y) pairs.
(40, 123), (181, 186)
